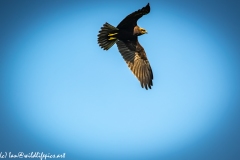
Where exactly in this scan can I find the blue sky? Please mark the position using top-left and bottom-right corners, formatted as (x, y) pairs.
(1, 0), (240, 159)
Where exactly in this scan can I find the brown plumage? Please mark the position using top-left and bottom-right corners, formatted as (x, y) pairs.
(97, 3), (153, 90)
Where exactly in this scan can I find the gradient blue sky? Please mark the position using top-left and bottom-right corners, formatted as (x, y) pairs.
(0, 0), (240, 160)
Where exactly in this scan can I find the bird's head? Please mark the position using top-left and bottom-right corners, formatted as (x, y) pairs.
(134, 26), (148, 36)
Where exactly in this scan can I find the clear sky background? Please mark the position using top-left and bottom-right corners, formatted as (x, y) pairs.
(0, 0), (240, 159)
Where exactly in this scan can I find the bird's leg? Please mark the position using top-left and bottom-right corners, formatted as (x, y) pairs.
(108, 33), (118, 36)
(108, 37), (117, 40)
(108, 32), (118, 40)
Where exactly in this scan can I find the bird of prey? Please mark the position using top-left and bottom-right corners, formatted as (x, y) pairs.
(98, 3), (153, 90)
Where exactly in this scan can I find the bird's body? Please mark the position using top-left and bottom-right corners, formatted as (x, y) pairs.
(116, 30), (136, 41)
(98, 3), (153, 90)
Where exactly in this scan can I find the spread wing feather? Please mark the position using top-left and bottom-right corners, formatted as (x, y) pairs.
(117, 3), (150, 29)
(116, 40), (153, 89)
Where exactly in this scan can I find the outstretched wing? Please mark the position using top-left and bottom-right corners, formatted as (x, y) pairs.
(116, 40), (153, 89)
(117, 3), (150, 30)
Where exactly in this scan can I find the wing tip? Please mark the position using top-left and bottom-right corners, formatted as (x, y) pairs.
(145, 3), (150, 13)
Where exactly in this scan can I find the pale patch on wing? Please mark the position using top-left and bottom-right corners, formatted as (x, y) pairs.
(116, 40), (153, 89)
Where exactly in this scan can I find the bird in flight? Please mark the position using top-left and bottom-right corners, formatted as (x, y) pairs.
(98, 3), (153, 90)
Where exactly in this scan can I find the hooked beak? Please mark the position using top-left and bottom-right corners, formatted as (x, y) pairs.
(139, 27), (148, 34)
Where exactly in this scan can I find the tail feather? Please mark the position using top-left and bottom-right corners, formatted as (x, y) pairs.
(98, 23), (119, 50)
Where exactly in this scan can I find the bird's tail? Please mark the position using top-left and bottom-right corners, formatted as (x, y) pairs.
(98, 22), (119, 50)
